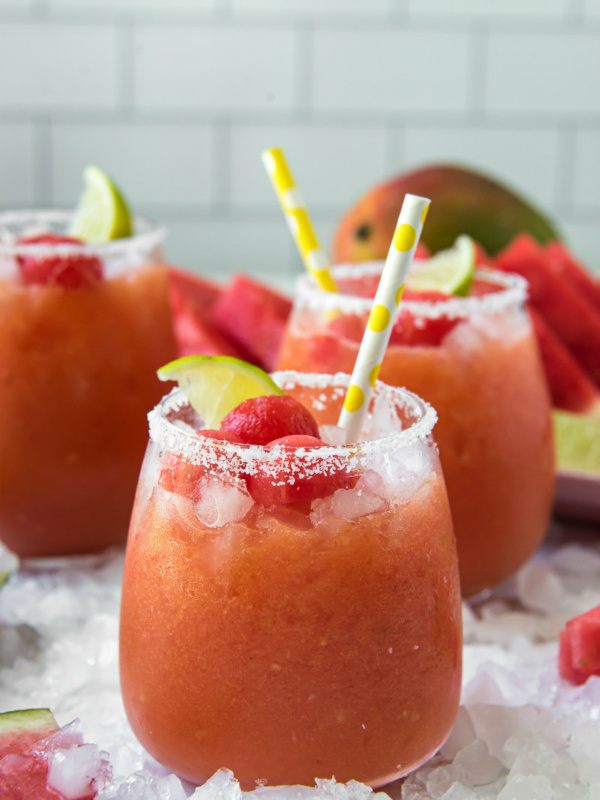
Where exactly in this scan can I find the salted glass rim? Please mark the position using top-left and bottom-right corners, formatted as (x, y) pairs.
(0, 210), (165, 257)
(294, 262), (528, 320)
(148, 371), (438, 474)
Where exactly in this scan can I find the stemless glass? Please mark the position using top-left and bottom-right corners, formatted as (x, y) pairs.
(0, 211), (177, 559)
(120, 372), (462, 789)
(277, 265), (556, 597)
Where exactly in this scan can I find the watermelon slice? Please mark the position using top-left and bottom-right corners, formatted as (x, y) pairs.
(0, 708), (60, 798)
(172, 303), (247, 360)
(210, 274), (293, 372)
(529, 309), (600, 416)
(167, 267), (247, 360)
(0, 709), (108, 799)
(167, 266), (222, 320)
(495, 235), (600, 387)
(559, 605), (600, 685)
(545, 242), (600, 314)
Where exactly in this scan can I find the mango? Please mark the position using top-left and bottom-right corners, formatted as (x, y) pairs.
(333, 163), (562, 261)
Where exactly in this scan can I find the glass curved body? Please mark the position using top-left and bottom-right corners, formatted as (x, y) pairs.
(0, 211), (177, 558)
(120, 373), (462, 789)
(277, 266), (555, 597)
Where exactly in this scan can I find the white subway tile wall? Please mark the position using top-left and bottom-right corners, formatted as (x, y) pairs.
(0, 0), (597, 284)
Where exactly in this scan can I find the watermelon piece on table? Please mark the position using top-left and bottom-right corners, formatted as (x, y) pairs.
(545, 242), (600, 314)
(529, 308), (600, 416)
(172, 303), (247, 360)
(559, 605), (600, 685)
(167, 266), (222, 319)
(210, 274), (292, 372)
(495, 234), (600, 387)
(0, 708), (60, 798)
(0, 709), (108, 799)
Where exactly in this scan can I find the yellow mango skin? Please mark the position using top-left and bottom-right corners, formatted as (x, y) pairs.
(333, 163), (561, 262)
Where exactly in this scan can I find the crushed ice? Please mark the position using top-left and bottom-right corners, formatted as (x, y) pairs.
(0, 520), (599, 798)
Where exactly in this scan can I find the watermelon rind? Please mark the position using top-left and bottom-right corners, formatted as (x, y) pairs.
(0, 708), (58, 737)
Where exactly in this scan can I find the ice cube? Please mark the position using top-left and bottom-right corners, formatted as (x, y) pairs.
(426, 764), (465, 797)
(569, 720), (600, 784)
(515, 561), (564, 614)
(319, 424), (347, 446)
(439, 784), (479, 800)
(454, 740), (504, 786)
(194, 479), (253, 528)
(497, 774), (552, 800)
(191, 769), (242, 800)
(440, 707), (477, 760)
(328, 485), (387, 521)
(47, 743), (110, 799)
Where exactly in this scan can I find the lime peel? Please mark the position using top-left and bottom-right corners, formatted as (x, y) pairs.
(158, 355), (284, 429)
(407, 235), (476, 296)
(553, 410), (600, 476)
(69, 165), (133, 243)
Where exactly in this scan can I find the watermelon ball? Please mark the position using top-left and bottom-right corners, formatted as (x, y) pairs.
(220, 394), (320, 446)
(246, 434), (358, 508)
(158, 429), (243, 496)
(16, 233), (103, 289)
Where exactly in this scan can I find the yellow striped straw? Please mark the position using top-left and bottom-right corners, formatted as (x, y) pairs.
(338, 193), (431, 444)
(262, 147), (338, 293)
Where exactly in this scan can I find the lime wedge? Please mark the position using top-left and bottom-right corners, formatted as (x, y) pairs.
(69, 165), (133, 243)
(407, 235), (476, 296)
(554, 410), (600, 475)
(158, 355), (284, 429)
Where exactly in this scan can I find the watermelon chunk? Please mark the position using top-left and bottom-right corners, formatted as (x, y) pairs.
(167, 266), (222, 320)
(167, 267), (246, 359)
(545, 242), (600, 315)
(495, 235), (600, 387)
(529, 309), (600, 416)
(0, 709), (108, 799)
(559, 605), (600, 685)
(172, 303), (247, 360)
(210, 275), (292, 372)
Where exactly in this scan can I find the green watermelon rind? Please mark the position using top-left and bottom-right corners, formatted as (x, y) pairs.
(0, 708), (59, 750)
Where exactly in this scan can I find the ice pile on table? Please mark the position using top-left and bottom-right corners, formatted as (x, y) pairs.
(0, 521), (599, 800)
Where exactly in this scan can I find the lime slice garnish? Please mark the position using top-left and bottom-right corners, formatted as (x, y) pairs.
(68, 165), (133, 243)
(407, 235), (476, 296)
(554, 410), (600, 475)
(158, 355), (284, 429)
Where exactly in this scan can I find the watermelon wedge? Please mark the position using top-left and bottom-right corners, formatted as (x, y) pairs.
(0, 709), (108, 799)
(0, 708), (60, 798)
(559, 605), (600, 685)
(167, 266), (222, 320)
(495, 235), (600, 387)
(529, 309), (600, 416)
(210, 274), (292, 372)
(172, 303), (247, 360)
(545, 242), (600, 314)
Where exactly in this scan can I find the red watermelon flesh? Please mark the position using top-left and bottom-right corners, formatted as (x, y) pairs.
(0, 710), (108, 799)
(0, 708), (61, 798)
(210, 274), (292, 372)
(529, 309), (600, 416)
(172, 303), (247, 360)
(495, 234), (600, 387)
(559, 605), (600, 684)
(167, 266), (222, 319)
(545, 242), (600, 314)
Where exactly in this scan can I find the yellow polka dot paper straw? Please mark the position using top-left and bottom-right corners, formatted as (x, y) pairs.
(338, 193), (431, 444)
(262, 147), (338, 293)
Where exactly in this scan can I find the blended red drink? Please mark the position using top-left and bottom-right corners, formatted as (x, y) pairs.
(120, 372), (461, 788)
(0, 211), (177, 558)
(277, 265), (555, 597)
